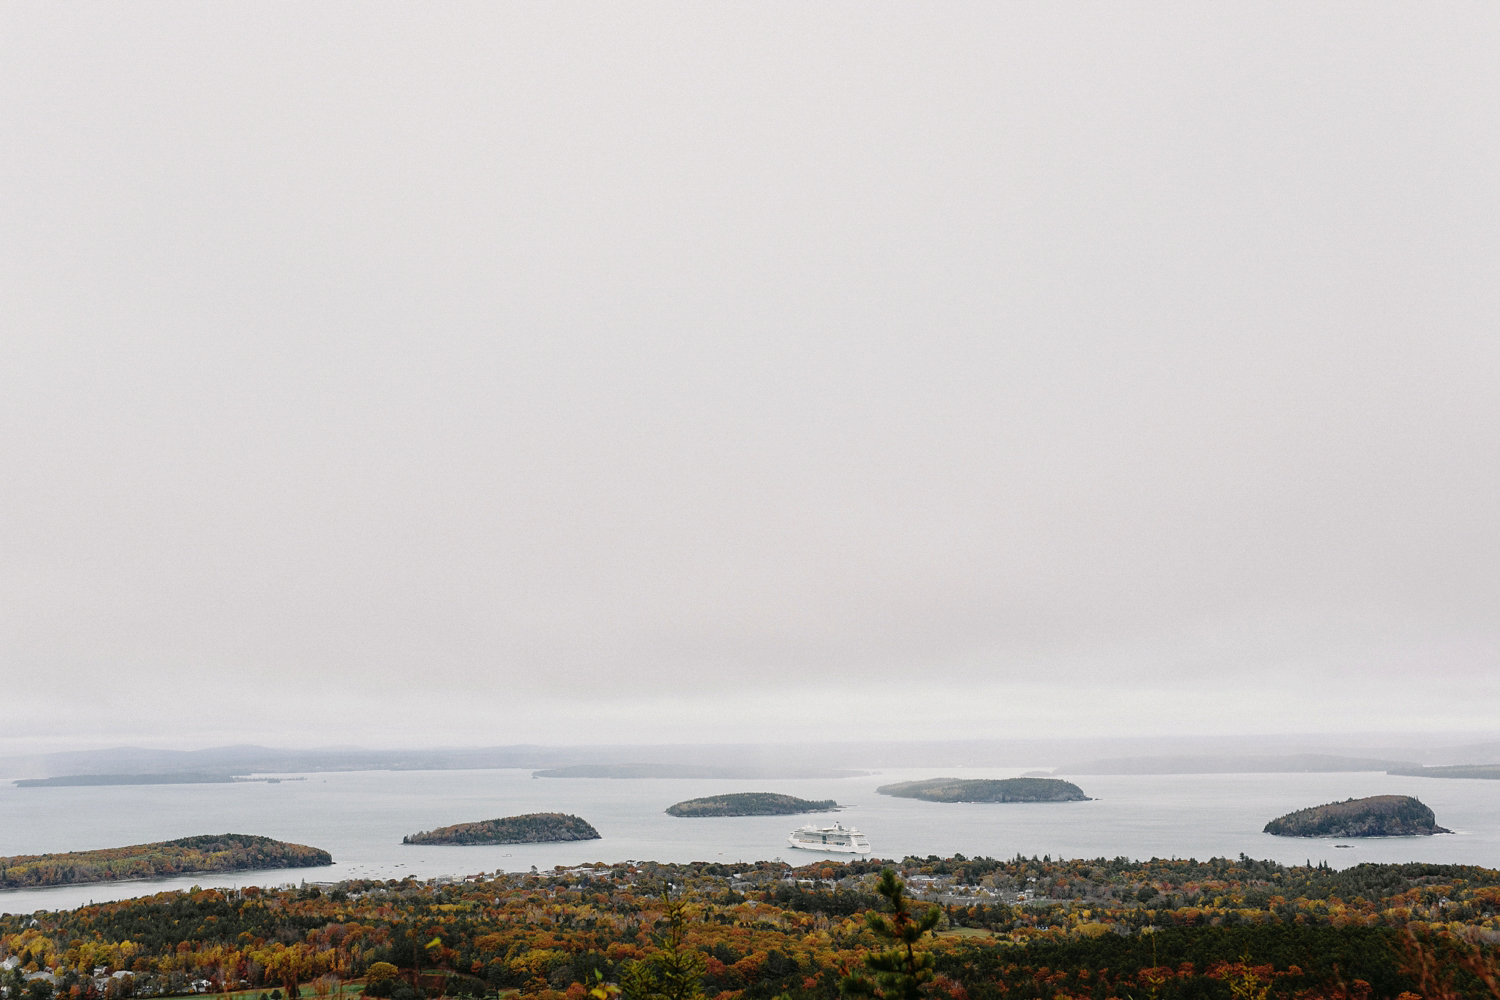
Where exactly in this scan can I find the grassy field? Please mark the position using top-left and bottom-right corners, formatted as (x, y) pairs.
(935, 926), (996, 938)
(215, 983), (367, 999)
(212, 980), (518, 1000)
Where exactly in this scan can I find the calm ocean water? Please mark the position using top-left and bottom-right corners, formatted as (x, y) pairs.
(2, 766), (1496, 913)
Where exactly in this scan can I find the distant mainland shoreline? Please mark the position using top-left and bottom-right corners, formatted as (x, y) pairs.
(877, 777), (1090, 803)
(6, 738), (1498, 787)
(533, 764), (868, 779)
(14, 774), (306, 787)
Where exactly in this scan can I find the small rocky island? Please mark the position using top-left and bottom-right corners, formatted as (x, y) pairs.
(877, 777), (1090, 803)
(1264, 795), (1451, 838)
(403, 812), (601, 845)
(0, 834), (332, 889)
(665, 792), (839, 817)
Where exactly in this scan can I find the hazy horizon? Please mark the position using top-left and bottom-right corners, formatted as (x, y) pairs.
(7, 727), (1500, 766)
(3, 6), (1497, 752)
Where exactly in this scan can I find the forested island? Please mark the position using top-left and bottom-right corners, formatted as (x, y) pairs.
(402, 813), (600, 845)
(1264, 795), (1451, 837)
(0, 833), (332, 889)
(665, 792), (839, 817)
(877, 777), (1090, 802)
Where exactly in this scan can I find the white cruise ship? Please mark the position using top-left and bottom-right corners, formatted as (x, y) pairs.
(786, 821), (871, 854)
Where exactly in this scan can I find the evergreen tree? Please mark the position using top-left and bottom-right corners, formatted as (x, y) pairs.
(841, 869), (942, 1000)
(620, 894), (706, 1000)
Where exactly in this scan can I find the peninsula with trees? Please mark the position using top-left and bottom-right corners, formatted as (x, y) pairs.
(0, 833), (332, 889)
(1386, 764), (1500, 780)
(13, 773), (305, 787)
(665, 792), (840, 817)
(1264, 795), (1452, 838)
(877, 777), (1090, 803)
(402, 813), (600, 845)
(15, 772), (238, 787)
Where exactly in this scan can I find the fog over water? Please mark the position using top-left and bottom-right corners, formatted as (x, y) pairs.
(2, 6), (1497, 754)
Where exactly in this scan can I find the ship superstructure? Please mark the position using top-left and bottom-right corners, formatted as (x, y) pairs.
(786, 821), (871, 854)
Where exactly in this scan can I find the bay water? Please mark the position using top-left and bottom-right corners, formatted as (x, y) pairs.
(2, 766), (1495, 913)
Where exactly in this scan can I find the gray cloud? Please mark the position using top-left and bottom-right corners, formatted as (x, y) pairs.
(2, 5), (1497, 748)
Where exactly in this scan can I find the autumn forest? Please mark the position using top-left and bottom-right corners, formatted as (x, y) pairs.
(4, 854), (1500, 1000)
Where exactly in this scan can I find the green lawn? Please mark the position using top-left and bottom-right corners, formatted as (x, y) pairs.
(213, 981), (518, 1000)
(216, 983), (366, 1000)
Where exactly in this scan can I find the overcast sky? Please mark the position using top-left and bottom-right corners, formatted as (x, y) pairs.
(3, 5), (1497, 751)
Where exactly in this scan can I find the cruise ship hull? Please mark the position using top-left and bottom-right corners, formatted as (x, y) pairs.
(786, 822), (871, 854)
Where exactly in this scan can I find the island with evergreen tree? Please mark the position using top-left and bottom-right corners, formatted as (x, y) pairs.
(1264, 795), (1451, 838)
(665, 792), (840, 817)
(876, 777), (1090, 803)
(402, 812), (601, 845)
(0, 833), (332, 889)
